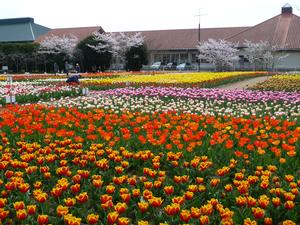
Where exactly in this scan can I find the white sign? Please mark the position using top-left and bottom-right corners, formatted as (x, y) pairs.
(6, 75), (13, 84)
(2, 66), (8, 71)
(5, 95), (16, 104)
(82, 88), (89, 95)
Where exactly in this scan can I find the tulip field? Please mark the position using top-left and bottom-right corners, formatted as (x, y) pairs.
(251, 74), (300, 92)
(0, 72), (299, 225)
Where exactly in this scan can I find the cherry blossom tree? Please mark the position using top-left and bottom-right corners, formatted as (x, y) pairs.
(39, 34), (78, 58)
(243, 40), (288, 71)
(87, 32), (144, 68)
(197, 39), (238, 71)
(38, 34), (78, 72)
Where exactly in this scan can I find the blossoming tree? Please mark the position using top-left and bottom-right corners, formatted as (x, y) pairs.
(39, 34), (78, 72)
(197, 39), (238, 71)
(87, 32), (144, 69)
(243, 40), (288, 71)
(39, 34), (78, 58)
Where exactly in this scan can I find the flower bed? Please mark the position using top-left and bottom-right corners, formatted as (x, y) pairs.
(82, 72), (269, 88)
(0, 82), (81, 106)
(251, 74), (300, 92)
(38, 88), (300, 119)
(0, 71), (164, 82)
(0, 105), (299, 224)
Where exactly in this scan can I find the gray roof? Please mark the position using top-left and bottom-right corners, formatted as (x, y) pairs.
(0, 17), (50, 43)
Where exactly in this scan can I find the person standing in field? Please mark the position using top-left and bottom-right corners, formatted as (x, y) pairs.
(75, 63), (81, 73)
(54, 62), (59, 75)
(65, 61), (69, 76)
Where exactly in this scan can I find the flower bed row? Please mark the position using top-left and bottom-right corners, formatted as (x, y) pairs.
(82, 72), (270, 88)
(90, 87), (300, 103)
(0, 71), (164, 82)
(251, 74), (300, 92)
(0, 82), (82, 106)
(0, 105), (299, 224)
(38, 89), (300, 119)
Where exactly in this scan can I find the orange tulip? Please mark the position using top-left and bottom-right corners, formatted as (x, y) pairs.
(120, 193), (131, 203)
(184, 191), (194, 200)
(16, 209), (27, 220)
(64, 198), (76, 207)
(191, 207), (201, 218)
(107, 211), (119, 224)
(70, 184), (81, 194)
(132, 189), (140, 198)
(180, 209), (191, 223)
(57, 205), (69, 217)
(13, 201), (25, 210)
(252, 207), (265, 219)
(264, 217), (273, 225)
(196, 177), (204, 184)
(282, 220), (296, 225)
(114, 202), (127, 214)
(51, 187), (63, 198)
(284, 201), (295, 210)
(142, 190), (153, 200)
(35, 193), (48, 203)
(0, 208), (9, 220)
(72, 174), (82, 183)
(37, 214), (49, 225)
(243, 218), (257, 225)
(92, 179), (103, 188)
(138, 202), (149, 213)
(200, 204), (213, 215)
(75, 192), (89, 203)
(18, 183), (30, 193)
(100, 194), (113, 203)
(34, 181), (42, 189)
(210, 178), (220, 187)
(271, 197), (281, 207)
(247, 196), (257, 207)
(27, 205), (37, 215)
(283, 192), (296, 201)
(86, 213), (99, 224)
(172, 196), (185, 205)
(199, 215), (210, 224)
(101, 200), (114, 210)
(258, 195), (269, 209)
(117, 217), (130, 225)
(106, 185), (116, 194)
(164, 186), (174, 195)
(164, 203), (180, 216)
(198, 185), (206, 192)
(0, 198), (7, 208)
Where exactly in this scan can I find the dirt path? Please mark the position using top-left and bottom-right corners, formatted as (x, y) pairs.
(217, 76), (270, 90)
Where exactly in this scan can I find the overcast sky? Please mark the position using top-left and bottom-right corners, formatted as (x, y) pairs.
(1, 0), (300, 31)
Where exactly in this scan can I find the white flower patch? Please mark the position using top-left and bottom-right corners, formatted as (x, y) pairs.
(38, 91), (300, 119)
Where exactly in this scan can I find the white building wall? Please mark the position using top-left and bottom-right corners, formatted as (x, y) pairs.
(148, 50), (300, 71)
(276, 52), (300, 71)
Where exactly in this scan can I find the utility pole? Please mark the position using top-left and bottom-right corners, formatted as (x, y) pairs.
(196, 9), (204, 71)
(197, 9), (201, 43)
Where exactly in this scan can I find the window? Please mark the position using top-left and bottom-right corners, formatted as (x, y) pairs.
(171, 54), (179, 64)
(192, 54), (199, 63)
(239, 55), (249, 64)
(180, 53), (188, 63)
(200, 58), (209, 63)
